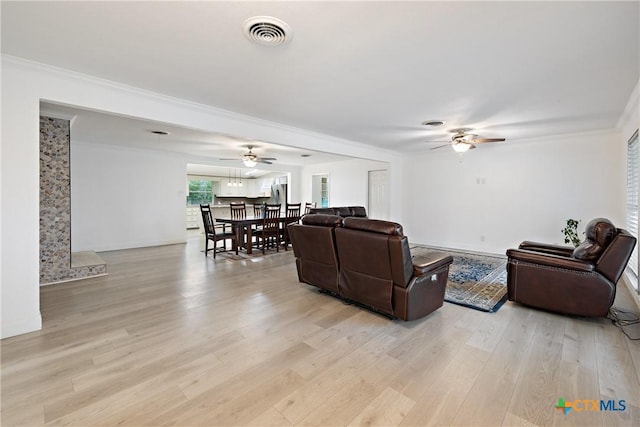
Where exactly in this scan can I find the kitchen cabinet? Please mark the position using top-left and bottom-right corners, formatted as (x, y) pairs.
(245, 179), (257, 197)
(218, 178), (247, 196)
(186, 206), (200, 229)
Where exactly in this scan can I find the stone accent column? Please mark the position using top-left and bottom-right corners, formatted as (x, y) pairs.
(40, 116), (106, 285)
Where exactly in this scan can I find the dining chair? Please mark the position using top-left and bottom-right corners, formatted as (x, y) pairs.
(252, 204), (264, 218)
(283, 202), (302, 250)
(257, 204), (281, 254)
(304, 202), (316, 215)
(200, 204), (237, 258)
(250, 203), (264, 247)
(230, 202), (247, 220)
(229, 202), (247, 250)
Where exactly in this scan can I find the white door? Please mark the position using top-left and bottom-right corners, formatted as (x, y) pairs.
(368, 169), (389, 219)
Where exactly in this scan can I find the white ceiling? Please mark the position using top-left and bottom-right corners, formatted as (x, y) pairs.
(40, 102), (351, 176)
(3, 1), (639, 154)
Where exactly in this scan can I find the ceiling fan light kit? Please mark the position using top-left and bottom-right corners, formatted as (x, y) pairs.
(243, 158), (258, 167)
(219, 145), (277, 167)
(452, 142), (472, 153)
(427, 128), (506, 153)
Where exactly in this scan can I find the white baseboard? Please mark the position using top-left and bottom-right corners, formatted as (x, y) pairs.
(41, 272), (108, 287)
(1, 313), (42, 339)
(87, 238), (187, 253)
(621, 272), (640, 311)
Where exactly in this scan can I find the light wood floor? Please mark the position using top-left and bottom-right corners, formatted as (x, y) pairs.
(2, 233), (640, 426)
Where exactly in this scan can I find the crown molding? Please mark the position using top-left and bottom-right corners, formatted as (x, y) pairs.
(616, 79), (639, 133)
(2, 54), (397, 159)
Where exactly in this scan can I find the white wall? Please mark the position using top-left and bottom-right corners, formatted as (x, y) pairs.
(618, 80), (639, 156)
(1, 64), (42, 338)
(71, 143), (187, 252)
(300, 158), (392, 220)
(618, 80), (639, 239)
(288, 168), (302, 204)
(618, 80), (640, 306)
(404, 130), (624, 255)
(1, 56), (401, 338)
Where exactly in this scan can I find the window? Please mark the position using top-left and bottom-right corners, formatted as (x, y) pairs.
(321, 177), (329, 208)
(311, 174), (329, 208)
(187, 179), (213, 205)
(626, 129), (639, 291)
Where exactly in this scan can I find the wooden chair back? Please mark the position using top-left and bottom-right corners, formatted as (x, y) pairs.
(286, 202), (301, 219)
(256, 204), (282, 254)
(304, 202), (316, 214)
(263, 204), (281, 232)
(200, 204), (215, 236)
(253, 204), (264, 218)
(230, 202), (246, 220)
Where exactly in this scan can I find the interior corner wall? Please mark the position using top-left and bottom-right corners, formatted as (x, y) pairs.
(619, 80), (639, 152)
(2, 64), (42, 338)
(71, 143), (187, 252)
(403, 130), (623, 255)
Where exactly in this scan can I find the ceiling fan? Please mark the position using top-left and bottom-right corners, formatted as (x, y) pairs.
(219, 145), (277, 167)
(428, 128), (506, 153)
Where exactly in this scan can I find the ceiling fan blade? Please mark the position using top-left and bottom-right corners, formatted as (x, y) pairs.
(257, 159), (273, 164)
(472, 138), (506, 143)
(258, 157), (277, 161)
(218, 158), (238, 161)
(430, 144), (451, 150)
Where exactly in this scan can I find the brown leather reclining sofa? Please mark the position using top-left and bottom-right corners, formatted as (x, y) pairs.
(308, 206), (367, 217)
(288, 214), (453, 320)
(506, 218), (636, 317)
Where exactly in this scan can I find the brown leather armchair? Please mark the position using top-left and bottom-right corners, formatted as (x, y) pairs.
(288, 214), (343, 294)
(334, 217), (453, 320)
(506, 218), (636, 317)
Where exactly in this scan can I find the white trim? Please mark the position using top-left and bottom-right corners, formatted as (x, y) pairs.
(498, 128), (619, 146)
(616, 79), (640, 132)
(622, 271), (640, 311)
(1, 314), (42, 339)
(89, 239), (188, 254)
(41, 273), (109, 287)
(3, 54), (393, 157)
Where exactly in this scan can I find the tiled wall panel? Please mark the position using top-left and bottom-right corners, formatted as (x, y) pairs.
(40, 116), (106, 284)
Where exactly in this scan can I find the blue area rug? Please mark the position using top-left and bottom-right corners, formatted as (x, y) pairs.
(410, 246), (508, 313)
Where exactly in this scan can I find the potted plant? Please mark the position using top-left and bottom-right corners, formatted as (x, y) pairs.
(562, 219), (581, 247)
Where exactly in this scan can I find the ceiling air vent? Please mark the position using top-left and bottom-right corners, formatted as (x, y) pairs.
(243, 16), (291, 46)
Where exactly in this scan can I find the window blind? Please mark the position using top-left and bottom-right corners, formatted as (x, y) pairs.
(626, 130), (639, 284)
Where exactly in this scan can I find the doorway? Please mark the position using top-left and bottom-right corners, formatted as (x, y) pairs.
(368, 169), (389, 219)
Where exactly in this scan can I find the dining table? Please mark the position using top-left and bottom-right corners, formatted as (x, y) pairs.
(214, 215), (300, 254)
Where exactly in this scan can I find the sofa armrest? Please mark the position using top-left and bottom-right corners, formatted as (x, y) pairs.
(517, 241), (575, 257)
(412, 252), (453, 276)
(507, 249), (595, 272)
